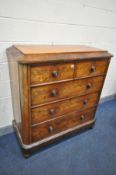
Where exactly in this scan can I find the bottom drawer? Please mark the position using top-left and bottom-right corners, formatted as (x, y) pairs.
(32, 108), (96, 142)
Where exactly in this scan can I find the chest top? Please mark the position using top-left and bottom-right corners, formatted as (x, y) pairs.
(7, 45), (112, 64)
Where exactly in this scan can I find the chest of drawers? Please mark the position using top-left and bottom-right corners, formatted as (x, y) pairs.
(7, 45), (112, 157)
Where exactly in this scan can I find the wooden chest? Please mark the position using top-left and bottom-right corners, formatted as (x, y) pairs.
(7, 45), (112, 157)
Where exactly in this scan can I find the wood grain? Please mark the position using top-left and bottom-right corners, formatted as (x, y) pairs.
(32, 107), (96, 142)
(31, 76), (104, 106)
(18, 64), (31, 144)
(8, 45), (112, 64)
(14, 45), (107, 55)
(31, 92), (99, 124)
(76, 59), (108, 78)
(7, 45), (112, 157)
(30, 63), (74, 84)
(18, 52), (112, 64)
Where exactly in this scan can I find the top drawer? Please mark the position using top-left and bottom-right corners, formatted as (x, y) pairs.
(30, 59), (108, 85)
(75, 59), (108, 78)
(30, 63), (75, 85)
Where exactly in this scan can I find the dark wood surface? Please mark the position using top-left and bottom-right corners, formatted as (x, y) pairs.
(31, 92), (99, 124)
(31, 76), (104, 106)
(75, 59), (108, 78)
(7, 45), (112, 157)
(32, 108), (96, 142)
(30, 62), (74, 84)
(18, 64), (31, 144)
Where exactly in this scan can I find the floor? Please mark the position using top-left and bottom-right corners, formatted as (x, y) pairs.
(0, 100), (116, 175)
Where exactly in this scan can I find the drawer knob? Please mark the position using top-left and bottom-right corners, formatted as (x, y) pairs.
(86, 83), (92, 89)
(80, 115), (85, 120)
(48, 126), (54, 133)
(52, 71), (58, 77)
(83, 99), (88, 105)
(90, 65), (96, 73)
(51, 90), (57, 97)
(49, 109), (56, 115)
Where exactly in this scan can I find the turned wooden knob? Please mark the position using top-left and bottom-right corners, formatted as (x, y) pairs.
(83, 99), (88, 105)
(90, 65), (96, 73)
(52, 70), (58, 77)
(86, 83), (92, 89)
(80, 115), (85, 120)
(48, 126), (54, 133)
(51, 90), (57, 97)
(49, 109), (56, 115)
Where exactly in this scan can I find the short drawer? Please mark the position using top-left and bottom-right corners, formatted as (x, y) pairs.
(75, 59), (108, 78)
(31, 92), (99, 124)
(30, 63), (75, 85)
(32, 108), (96, 142)
(31, 76), (104, 106)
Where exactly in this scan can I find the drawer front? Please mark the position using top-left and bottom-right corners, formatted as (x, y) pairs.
(32, 108), (96, 142)
(32, 92), (99, 124)
(30, 63), (75, 84)
(31, 76), (104, 106)
(76, 60), (108, 78)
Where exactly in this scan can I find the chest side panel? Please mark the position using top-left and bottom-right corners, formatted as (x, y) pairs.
(7, 48), (22, 137)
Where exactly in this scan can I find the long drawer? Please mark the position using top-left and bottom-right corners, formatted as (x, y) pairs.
(31, 76), (104, 106)
(32, 108), (96, 142)
(31, 92), (99, 124)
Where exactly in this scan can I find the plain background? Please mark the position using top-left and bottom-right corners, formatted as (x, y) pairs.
(0, 0), (116, 128)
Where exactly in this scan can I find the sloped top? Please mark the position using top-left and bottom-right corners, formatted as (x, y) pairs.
(14, 44), (106, 55)
(7, 45), (112, 64)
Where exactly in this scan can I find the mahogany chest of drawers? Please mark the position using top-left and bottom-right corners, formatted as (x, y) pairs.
(7, 45), (112, 157)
